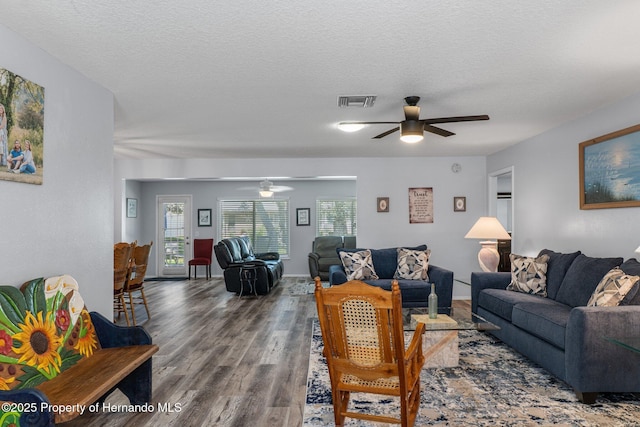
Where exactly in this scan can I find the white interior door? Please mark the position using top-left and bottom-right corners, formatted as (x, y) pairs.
(157, 195), (192, 276)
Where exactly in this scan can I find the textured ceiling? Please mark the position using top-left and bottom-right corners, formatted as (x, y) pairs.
(1, 0), (640, 159)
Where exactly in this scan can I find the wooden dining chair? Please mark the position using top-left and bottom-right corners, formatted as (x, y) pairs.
(114, 241), (135, 326)
(314, 278), (425, 427)
(125, 241), (153, 325)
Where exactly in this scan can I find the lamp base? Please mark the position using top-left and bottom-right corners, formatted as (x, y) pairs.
(477, 241), (500, 272)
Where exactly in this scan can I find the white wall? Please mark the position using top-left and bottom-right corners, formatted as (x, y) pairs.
(0, 24), (114, 315)
(488, 91), (640, 260)
(115, 156), (488, 298)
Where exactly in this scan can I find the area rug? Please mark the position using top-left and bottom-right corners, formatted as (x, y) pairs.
(304, 320), (640, 426)
(288, 279), (330, 296)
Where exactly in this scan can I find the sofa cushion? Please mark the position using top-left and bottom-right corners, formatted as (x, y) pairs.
(339, 249), (379, 281)
(314, 236), (344, 257)
(555, 254), (623, 307)
(506, 253), (549, 296)
(478, 288), (548, 322)
(620, 259), (640, 305)
(538, 249), (581, 299)
(394, 248), (431, 280)
(512, 300), (572, 349)
(338, 245), (427, 279)
(587, 267), (640, 307)
(364, 279), (430, 303)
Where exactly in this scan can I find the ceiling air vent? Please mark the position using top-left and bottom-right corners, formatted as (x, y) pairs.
(337, 95), (377, 108)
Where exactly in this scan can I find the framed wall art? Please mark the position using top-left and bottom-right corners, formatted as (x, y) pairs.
(408, 187), (433, 223)
(126, 198), (137, 218)
(453, 196), (466, 212)
(0, 67), (45, 185)
(296, 208), (310, 226)
(377, 197), (389, 212)
(579, 123), (640, 209)
(198, 209), (212, 226)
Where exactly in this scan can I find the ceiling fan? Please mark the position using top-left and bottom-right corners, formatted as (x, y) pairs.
(238, 179), (293, 197)
(339, 96), (489, 143)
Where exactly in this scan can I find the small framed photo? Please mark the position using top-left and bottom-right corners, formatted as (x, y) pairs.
(126, 198), (137, 218)
(296, 208), (310, 226)
(198, 209), (212, 227)
(453, 196), (466, 212)
(377, 197), (389, 212)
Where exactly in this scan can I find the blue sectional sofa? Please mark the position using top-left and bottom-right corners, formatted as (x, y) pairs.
(472, 249), (640, 403)
(328, 244), (454, 309)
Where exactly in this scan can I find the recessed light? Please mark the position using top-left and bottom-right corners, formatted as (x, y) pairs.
(337, 122), (365, 132)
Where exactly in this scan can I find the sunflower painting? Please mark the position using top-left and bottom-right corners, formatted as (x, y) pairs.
(0, 275), (99, 391)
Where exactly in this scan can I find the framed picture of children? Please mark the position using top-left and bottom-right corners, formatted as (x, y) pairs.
(0, 67), (45, 185)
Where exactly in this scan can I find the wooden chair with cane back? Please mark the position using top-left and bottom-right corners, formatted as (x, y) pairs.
(125, 241), (153, 325)
(314, 278), (426, 427)
(114, 241), (135, 326)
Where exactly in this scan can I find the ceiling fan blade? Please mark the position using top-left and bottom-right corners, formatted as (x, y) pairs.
(403, 105), (420, 121)
(372, 127), (400, 139)
(339, 121), (400, 125)
(423, 115), (490, 124)
(424, 125), (455, 137)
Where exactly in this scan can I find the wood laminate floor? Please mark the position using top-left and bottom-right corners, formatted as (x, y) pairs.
(66, 276), (316, 427)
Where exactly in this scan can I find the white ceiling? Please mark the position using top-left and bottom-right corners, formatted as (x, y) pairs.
(1, 1), (640, 160)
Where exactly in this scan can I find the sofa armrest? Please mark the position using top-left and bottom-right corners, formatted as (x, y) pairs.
(308, 253), (320, 279)
(428, 264), (454, 309)
(471, 272), (511, 314)
(255, 252), (280, 261)
(565, 305), (640, 394)
(329, 265), (347, 286)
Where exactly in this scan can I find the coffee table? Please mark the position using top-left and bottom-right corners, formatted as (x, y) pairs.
(403, 307), (499, 368)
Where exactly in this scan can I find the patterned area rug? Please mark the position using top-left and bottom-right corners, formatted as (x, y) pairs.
(304, 321), (640, 426)
(287, 279), (330, 295)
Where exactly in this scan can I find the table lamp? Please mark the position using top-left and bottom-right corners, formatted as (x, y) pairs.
(465, 217), (511, 272)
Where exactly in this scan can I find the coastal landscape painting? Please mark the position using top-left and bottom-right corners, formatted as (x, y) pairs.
(580, 124), (640, 209)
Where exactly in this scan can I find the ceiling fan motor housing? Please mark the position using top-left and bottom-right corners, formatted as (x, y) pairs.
(400, 120), (424, 143)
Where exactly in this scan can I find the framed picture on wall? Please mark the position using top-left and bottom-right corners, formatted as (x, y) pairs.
(296, 208), (310, 226)
(377, 197), (390, 212)
(453, 196), (466, 212)
(198, 209), (212, 226)
(126, 198), (137, 218)
(579, 123), (640, 209)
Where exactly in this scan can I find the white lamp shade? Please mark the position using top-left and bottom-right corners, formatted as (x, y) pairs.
(635, 246), (640, 254)
(465, 217), (511, 240)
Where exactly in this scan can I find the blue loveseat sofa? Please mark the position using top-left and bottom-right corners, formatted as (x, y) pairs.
(328, 244), (453, 309)
(472, 249), (640, 403)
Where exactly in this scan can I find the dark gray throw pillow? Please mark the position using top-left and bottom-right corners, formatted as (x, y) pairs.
(555, 254), (623, 307)
(538, 249), (581, 300)
(620, 258), (640, 305)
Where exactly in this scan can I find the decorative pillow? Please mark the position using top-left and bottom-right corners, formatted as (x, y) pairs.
(587, 267), (640, 307)
(506, 253), (550, 296)
(555, 254), (623, 307)
(339, 249), (379, 281)
(394, 248), (431, 280)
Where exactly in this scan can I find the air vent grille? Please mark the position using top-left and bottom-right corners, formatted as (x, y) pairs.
(337, 95), (377, 108)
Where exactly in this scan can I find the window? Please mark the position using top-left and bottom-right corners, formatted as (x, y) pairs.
(316, 198), (357, 237)
(219, 199), (290, 256)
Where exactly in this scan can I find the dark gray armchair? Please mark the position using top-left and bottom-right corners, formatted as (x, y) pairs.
(308, 236), (356, 280)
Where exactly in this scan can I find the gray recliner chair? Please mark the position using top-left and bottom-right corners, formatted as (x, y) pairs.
(308, 236), (356, 280)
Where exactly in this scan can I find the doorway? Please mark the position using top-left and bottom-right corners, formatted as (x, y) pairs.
(157, 195), (192, 277)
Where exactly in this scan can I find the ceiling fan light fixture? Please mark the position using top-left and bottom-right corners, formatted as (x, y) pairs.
(337, 122), (365, 132)
(259, 190), (274, 198)
(400, 120), (424, 143)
